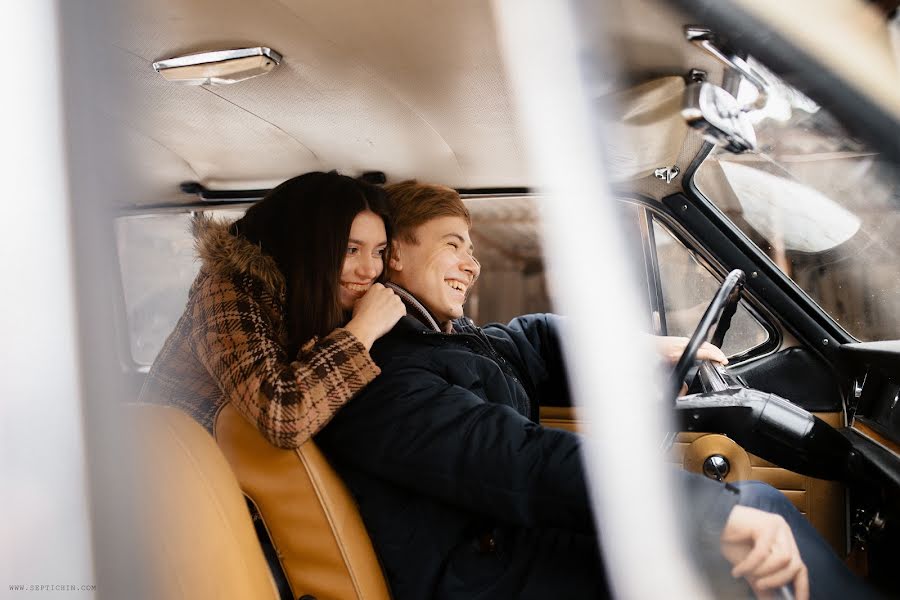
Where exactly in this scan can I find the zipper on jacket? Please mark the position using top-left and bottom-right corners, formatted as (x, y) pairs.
(424, 323), (535, 418)
(470, 326), (538, 420)
(458, 320), (523, 383)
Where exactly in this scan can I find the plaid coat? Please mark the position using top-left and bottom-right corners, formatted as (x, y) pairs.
(139, 214), (380, 448)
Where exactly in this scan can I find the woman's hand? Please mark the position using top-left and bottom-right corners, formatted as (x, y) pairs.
(654, 335), (728, 366)
(344, 283), (406, 350)
(720, 505), (809, 600)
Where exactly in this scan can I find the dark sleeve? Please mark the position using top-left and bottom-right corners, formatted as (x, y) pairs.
(486, 313), (573, 408)
(319, 353), (594, 533)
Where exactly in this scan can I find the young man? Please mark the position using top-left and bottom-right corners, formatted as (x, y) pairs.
(317, 182), (864, 600)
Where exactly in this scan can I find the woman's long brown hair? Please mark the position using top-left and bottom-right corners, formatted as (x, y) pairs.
(230, 171), (391, 355)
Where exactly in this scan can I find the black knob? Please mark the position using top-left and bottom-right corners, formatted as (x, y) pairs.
(702, 454), (730, 481)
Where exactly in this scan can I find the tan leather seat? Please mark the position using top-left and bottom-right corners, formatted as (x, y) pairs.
(215, 403), (392, 600)
(128, 403), (279, 600)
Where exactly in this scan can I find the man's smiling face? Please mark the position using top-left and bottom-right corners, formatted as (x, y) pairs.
(389, 216), (480, 331)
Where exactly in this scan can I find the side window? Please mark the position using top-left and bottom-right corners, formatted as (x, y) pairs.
(651, 218), (770, 358)
(618, 200), (771, 360)
(115, 198), (550, 369)
(464, 196), (552, 324)
(115, 208), (246, 367)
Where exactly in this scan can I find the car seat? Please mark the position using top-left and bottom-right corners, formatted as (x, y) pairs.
(128, 403), (280, 600)
(214, 403), (392, 600)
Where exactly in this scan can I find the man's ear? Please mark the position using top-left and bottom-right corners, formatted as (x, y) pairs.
(389, 240), (402, 271)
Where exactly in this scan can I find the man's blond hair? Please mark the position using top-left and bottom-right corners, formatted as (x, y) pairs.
(384, 181), (471, 244)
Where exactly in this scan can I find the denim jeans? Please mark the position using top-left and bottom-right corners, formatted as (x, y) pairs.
(734, 481), (878, 600)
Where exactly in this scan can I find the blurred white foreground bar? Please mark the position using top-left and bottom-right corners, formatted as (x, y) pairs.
(0, 1), (96, 598)
(492, 1), (711, 598)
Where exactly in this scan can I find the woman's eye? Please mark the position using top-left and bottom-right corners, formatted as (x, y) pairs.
(448, 242), (459, 250)
(347, 247), (359, 256)
(375, 248), (386, 257)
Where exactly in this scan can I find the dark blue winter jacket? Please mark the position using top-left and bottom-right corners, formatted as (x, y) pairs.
(317, 292), (737, 600)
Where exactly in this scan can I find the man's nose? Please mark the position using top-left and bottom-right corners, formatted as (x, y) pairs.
(461, 254), (480, 281)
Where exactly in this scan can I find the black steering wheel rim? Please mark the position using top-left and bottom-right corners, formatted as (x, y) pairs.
(667, 269), (746, 400)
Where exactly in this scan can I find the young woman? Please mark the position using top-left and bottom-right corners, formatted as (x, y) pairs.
(140, 171), (405, 448)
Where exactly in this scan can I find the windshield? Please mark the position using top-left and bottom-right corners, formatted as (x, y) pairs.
(694, 59), (900, 341)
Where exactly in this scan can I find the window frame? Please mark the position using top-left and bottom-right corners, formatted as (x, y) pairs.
(618, 195), (781, 365)
(112, 203), (255, 374)
(688, 141), (900, 344)
(681, 141), (858, 350)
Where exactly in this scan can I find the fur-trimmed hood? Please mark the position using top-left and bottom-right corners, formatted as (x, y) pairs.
(192, 213), (285, 298)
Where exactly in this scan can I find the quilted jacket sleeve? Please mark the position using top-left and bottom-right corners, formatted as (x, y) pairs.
(487, 313), (573, 407)
(499, 314), (740, 544)
(189, 272), (380, 448)
(320, 352), (595, 533)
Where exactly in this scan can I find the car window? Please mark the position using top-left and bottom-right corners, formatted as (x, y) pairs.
(618, 201), (771, 359)
(464, 196), (552, 325)
(115, 209), (245, 366)
(115, 199), (551, 367)
(652, 218), (771, 358)
(693, 58), (900, 341)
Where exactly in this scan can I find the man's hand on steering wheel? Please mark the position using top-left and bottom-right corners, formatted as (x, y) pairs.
(654, 335), (728, 367)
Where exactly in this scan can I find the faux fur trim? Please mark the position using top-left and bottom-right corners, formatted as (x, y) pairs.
(192, 213), (285, 298)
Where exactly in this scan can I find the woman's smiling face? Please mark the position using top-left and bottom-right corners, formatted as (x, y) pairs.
(338, 210), (387, 311)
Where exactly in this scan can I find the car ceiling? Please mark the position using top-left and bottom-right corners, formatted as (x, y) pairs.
(118, 0), (523, 205)
(113, 0), (733, 207)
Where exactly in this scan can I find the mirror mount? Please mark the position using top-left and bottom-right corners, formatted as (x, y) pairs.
(685, 26), (769, 112)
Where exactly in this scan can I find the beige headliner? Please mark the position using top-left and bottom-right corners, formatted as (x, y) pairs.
(119, 0), (526, 205)
(732, 0), (900, 119)
(115, 0), (900, 208)
(115, 0), (724, 206)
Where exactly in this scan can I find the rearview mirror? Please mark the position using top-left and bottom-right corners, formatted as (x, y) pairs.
(682, 82), (757, 153)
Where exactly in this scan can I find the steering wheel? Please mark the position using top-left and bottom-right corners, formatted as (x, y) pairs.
(667, 269), (746, 400)
(666, 268), (855, 481)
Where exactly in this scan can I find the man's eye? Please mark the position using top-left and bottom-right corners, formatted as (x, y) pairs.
(448, 242), (459, 249)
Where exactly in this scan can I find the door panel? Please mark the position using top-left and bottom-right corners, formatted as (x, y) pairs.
(539, 406), (585, 433)
(540, 406), (846, 554)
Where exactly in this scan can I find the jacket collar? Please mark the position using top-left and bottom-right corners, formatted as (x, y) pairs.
(384, 283), (478, 335)
(385, 283), (443, 332)
(192, 213), (285, 299)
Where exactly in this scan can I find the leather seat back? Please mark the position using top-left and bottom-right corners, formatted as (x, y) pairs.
(214, 403), (391, 600)
(128, 403), (279, 600)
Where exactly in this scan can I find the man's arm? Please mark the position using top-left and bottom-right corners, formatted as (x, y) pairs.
(677, 472), (810, 599)
(318, 354), (594, 533)
(485, 313), (572, 408)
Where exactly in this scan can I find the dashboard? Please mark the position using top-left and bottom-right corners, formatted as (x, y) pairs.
(841, 341), (900, 490)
